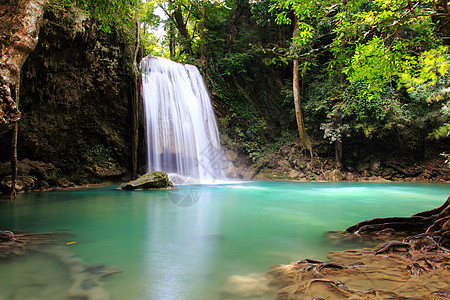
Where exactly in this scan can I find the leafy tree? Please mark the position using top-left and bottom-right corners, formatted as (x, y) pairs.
(271, 0), (450, 96)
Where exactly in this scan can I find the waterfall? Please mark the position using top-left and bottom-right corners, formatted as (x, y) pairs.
(141, 57), (226, 184)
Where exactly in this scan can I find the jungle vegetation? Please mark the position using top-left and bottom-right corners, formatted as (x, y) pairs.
(21, 0), (450, 167)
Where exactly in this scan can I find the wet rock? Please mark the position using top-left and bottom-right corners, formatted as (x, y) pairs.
(117, 171), (174, 190)
(223, 273), (275, 298)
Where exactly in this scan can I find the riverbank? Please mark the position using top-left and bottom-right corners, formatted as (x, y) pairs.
(225, 142), (450, 183)
(1, 150), (449, 196)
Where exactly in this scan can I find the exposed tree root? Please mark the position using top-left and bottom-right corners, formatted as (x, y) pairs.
(372, 241), (410, 255)
(346, 197), (450, 238)
(269, 197), (450, 299)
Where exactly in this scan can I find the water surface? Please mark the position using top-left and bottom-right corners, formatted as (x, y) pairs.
(0, 181), (448, 299)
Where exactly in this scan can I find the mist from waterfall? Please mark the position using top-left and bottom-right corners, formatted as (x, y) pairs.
(141, 56), (226, 184)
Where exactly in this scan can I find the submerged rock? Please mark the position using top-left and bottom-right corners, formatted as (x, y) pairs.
(222, 273), (276, 298)
(117, 171), (174, 190)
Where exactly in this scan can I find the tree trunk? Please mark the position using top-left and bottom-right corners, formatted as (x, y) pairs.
(132, 3), (140, 179)
(172, 7), (192, 55)
(293, 18), (313, 160)
(0, 0), (47, 134)
(335, 140), (344, 170)
(9, 75), (19, 200)
(433, 0), (450, 45)
(334, 110), (344, 170)
(169, 24), (176, 59)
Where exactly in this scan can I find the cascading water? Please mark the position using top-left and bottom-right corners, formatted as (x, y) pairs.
(141, 56), (226, 184)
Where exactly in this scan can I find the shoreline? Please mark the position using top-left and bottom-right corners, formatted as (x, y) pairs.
(1, 176), (449, 197)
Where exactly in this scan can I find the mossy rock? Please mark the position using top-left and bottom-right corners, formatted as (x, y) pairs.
(117, 172), (174, 190)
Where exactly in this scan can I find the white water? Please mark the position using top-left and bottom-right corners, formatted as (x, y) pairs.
(141, 57), (226, 184)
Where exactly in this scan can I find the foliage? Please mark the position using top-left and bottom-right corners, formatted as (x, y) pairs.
(86, 145), (115, 168)
(303, 71), (437, 150)
(270, 0), (450, 98)
(228, 101), (269, 162)
(442, 153), (450, 168)
(320, 121), (350, 144)
(430, 101), (450, 139)
(218, 51), (258, 78)
(51, 0), (137, 33)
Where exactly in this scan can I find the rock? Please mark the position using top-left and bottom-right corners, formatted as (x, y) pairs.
(222, 273), (275, 298)
(117, 171), (174, 190)
(356, 162), (370, 173)
(1, 175), (36, 192)
(0, 159), (57, 190)
(279, 159), (291, 168)
(325, 169), (344, 181)
(223, 151), (240, 179)
(253, 172), (269, 180)
(224, 148), (238, 162)
(382, 167), (396, 178)
(370, 157), (381, 171)
(361, 169), (371, 177)
(85, 163), (127, 178)
(241, 166), (258, 180)
(287, 170), (301, 179)
(345, 172), (357, 181)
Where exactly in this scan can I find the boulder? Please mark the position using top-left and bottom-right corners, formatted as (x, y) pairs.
(117, 172), (174, 190)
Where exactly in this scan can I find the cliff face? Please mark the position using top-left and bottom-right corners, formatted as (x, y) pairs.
(0, 3), (134, 192)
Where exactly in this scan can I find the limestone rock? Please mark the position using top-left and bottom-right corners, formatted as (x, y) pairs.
(117, 171), (174, 190)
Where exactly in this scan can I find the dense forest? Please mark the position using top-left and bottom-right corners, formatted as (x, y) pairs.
(1, 0), (450, 194)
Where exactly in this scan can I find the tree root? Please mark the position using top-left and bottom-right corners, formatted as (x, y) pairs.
(372, 241), (410, 255)
(270, 196), (450, 299)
